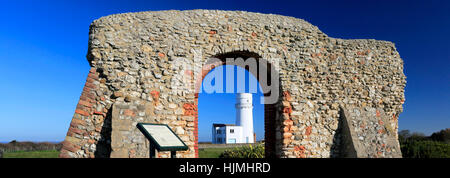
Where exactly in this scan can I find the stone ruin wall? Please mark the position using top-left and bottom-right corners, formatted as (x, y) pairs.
(59, 10), (406, 158)
(340, 106), (402, 157)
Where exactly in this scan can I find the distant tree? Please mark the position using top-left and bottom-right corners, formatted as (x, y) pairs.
(430, 128), (450, 143)
(409, 132), (427, 141)
(398, 130), (411, 142)
(398, 130), (427, 141)
(399, 129), (450, 158)
(9, 140), (17, 144)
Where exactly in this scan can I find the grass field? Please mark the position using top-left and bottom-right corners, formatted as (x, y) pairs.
(3, 150), (60, 158)
(198, 147), (228, 158)
(1, 148), (229, 158)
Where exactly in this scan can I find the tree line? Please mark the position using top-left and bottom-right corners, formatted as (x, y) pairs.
(398, 128), (450, 158)
(0, 140), (62, 153)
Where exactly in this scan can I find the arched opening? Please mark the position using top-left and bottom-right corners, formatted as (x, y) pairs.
(194, 51), (280, 158)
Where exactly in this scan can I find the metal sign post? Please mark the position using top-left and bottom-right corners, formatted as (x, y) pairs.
(137, 123), (188, 158)
(149, 140), (156, 158)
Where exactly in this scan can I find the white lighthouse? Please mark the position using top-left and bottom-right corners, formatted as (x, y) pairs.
(235, 93), (254, 143)
(211, 93), (255, 144)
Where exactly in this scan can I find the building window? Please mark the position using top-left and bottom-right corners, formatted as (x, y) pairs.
(217, 130), (221, 134)
(230, 129), (234, 134)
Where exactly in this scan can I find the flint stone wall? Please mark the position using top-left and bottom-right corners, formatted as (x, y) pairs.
(340, 106), (402, 158)
(59, 10), (406, 158)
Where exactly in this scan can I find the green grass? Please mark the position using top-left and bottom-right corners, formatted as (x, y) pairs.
(198, 148), (229, 158)
(2, 148), (226, 158)
(1, 148), (242, 158)
(3, 150), (60, 158)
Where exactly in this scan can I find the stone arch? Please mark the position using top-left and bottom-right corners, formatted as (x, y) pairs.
(193, 50), (283, 158)
(59, 10), (405, 158)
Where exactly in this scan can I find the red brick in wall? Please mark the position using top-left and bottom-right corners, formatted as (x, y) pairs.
(59, 68), (100, 158)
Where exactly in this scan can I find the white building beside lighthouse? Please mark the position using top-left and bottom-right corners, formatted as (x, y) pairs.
(212, 93), (255, 144)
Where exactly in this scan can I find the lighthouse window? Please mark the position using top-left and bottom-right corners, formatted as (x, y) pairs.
(230, 129), (234, 133)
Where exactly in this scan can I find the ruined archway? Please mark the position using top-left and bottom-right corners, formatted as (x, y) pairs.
(195, 51), (282, 158)
(59, 10), (405, 158)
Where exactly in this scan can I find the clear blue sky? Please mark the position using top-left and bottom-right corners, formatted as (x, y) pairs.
(198, 65), (265, 142)
(0, 0), (448, 142)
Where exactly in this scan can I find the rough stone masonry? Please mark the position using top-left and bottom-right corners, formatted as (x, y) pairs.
(59, 10), (405, 158)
